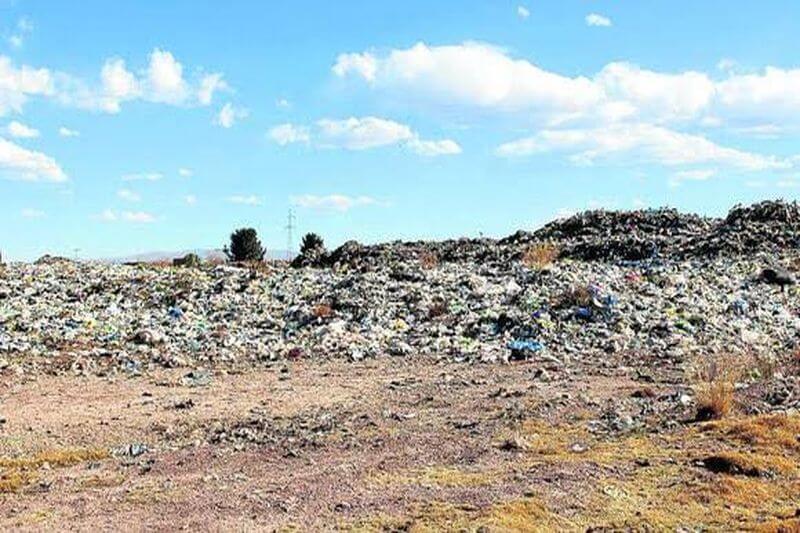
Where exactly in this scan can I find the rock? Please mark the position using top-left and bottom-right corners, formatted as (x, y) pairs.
(181, 370), (212, 387)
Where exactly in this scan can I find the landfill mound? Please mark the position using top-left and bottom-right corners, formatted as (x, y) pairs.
(683, 200), (800, 257)
(298, 200), (800, 267)
(2, 247), (800, 380)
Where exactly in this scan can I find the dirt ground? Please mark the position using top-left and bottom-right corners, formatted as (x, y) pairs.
(1, 356), (799, 532)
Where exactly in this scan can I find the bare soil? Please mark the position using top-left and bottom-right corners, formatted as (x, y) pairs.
(1, 356), (799, 531)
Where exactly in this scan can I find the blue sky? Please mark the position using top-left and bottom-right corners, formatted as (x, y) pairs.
(2, 1), (800, 260)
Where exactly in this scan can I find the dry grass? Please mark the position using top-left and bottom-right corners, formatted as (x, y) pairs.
(0, 448), (109, 494)
(693, 354), (744, 421)
(374, 466), (497, 489)
(419, 251), (439, 270)
(552, 285), (593, 309)
(704, 413), (800, 450)
(521, 243), (560, 270)
(0, 448), (109, 469)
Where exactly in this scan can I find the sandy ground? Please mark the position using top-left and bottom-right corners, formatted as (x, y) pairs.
(1, 356), (799, 531)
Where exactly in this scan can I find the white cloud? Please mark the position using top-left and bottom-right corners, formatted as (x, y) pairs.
(332, 43), (765, 127)
(102, 58), (140, 101)
(0, 56), (54, 116)
(197, 73), (228, 105)
(184, 194), (197, 205)
(21, 207), (44, 218)
(95, 209), (156, 223)
(123, 211), (156, 223)
(332, 42), (603, 119)
(406, 136), (462, 156)
(276, 98), (291, 109)
(586, 13), (612, 27)
(0, 137), (66, 181)
(271, 116), (460, 156)
(597, 62), (715, 123)
(496, 124), (788, 171)
(227, 195), (262, 205)
(117, 188), (141, 202)
(178, 167), (193, 177)
(8, 36), (22, 49)
(53, 49), (230, 113)
(291, 194), (380, 212)
(269, 123), (310, 145)
(6, 120), (39, 138)
(316, 117), (413, 149)
(121, 172), (162, 182)
(332, 52), (378, 82)
(215, 102), (248, 128)
(715, 67), (800, 127)
(517, 6), (530, 19)
(58, 126), (79, 137)
(146, 49), (188, 104)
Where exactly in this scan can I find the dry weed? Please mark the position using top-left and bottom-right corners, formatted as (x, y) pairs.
(521, 243), (560, 269)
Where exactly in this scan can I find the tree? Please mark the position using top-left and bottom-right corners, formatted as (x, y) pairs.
(224, 228), (266, 262)
(300, 233), (325, 255)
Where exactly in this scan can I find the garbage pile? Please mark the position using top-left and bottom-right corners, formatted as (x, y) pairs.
(2, 237), (800, 375)
(683, 200), (800, 257)
(295, 200), (800, 268)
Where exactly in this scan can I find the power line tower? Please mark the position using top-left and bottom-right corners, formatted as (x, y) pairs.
(285, 209), (296, 261)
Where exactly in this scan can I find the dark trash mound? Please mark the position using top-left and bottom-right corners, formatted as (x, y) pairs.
(295, 200), (800, 269)
(529, 208), (714, 261)
(683, 200), (800, 257)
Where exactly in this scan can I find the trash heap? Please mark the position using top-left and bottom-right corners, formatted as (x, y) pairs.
(296, 200), (800, 268)
(2, 234), (800, 375)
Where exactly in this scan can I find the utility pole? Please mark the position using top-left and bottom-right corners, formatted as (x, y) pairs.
(285, 209), (295, 261)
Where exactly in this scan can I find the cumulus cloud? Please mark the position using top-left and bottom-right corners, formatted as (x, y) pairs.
(52, 49), (231, 114)
(197, 73), (229, 105)
(332, 52), (378, 82)
(586, 13), (612, 27)
(269, 123), (310, 146)
(290, 194), (381, 212)
(0, 137), (66, 181)
(496, 124), (788, 171)
(178, 167), (193, 177)
(331, 42), (800, 134)
(6, 120), (39, 138)
(215, 102), (248, 128)
(227, 195), (262, 205)
(184, 194), (197, 205)
(333, 43), (602, 119)
(0, 56), (54, 116)
(597, 62), (715, 123)
(517, 6), (530, 19)
(58, 126), (79, 137)
(270, 116), (461, 155)
(316, 117), (413, 149)
(146, 49), (188, 104)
